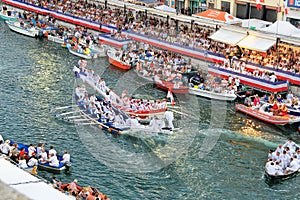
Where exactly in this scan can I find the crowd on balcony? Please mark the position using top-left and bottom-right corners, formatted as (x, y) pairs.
(20, 0), (300, 74)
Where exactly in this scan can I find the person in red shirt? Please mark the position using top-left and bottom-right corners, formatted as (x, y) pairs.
(253, 94), (260, 109)
(18, 148), (26, 159)
(271, 101), (279, 116)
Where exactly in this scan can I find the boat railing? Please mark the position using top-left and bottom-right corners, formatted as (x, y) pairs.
(209, 65), (288, 86)
(98, 33), (132, 42)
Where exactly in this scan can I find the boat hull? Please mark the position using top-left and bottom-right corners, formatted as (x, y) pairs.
(155, 80), (188, 94)
(68, 48), (92, 59)
(14, 142), (70, 173)
(0, 12), (17, 21)
(47, 35), (64, 44)
(188, 87), (237, 101)
(265, 169), (300, 183)
(235, 104), (300, 125)
(107, 50), (132, 70)
(6, 21), (40, 37)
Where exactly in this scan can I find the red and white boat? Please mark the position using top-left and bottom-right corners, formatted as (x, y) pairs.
(107, 49), (132, 70)
(235, 104), (300, 125)
(123, 107), (167, 119)
(155, 80), (189, 94)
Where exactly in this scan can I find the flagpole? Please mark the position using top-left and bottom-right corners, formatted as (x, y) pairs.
(248, 1), (251, 29)
(276, 0), (280, 71)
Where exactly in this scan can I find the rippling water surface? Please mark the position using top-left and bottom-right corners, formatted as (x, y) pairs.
(1, 20), (300, 199)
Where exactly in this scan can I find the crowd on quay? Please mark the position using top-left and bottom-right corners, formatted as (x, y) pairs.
(214, 60), (278, 83)
(266, 139), (300, 175)
(0, 135), (70, 171)
(51, 177), (110, 200)
(16, 0), (300, 74)
(110, 42), (195, 87)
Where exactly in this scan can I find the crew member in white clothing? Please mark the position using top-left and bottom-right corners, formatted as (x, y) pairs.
(28, 144), (36, 157)
(266, 162), (276, 175)
(129, 116), (143, 128)
(283, 138), (300, 153)
(48, 146), (57, 156)
(60, 151), (71, 165)
(27, 154), (38, 167)
(48, 153), (59, 167)
(286, 157), (300, 173)
(149, 116), (163, 132)
(164, 109), (174, 131)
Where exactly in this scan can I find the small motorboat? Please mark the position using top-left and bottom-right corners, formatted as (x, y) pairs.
(107, 49), (132, 70)
(13, 142), (71, 173)
(155, 80), (189, 94)
(6, 21), (42, 38)
(235, 104), (300, 125)
(188, 85), (237, 101)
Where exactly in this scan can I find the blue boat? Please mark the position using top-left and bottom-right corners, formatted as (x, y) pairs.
(12, 142), (71, 173)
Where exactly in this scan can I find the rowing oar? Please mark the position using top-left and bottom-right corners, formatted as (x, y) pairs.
(61, 115), (82, 120)
(70, 118), (94, 122)
(49, 105), (76, 111)
(75, 122), (96, 126)
(166, 105), (182, 109)
(54, 111), (78, 117)
(168, 109), (190, 117)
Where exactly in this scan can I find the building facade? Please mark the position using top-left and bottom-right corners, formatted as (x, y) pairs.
(166, 0), (300, 23)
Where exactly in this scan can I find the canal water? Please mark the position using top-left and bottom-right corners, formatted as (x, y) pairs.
(0, 20), (300, 199)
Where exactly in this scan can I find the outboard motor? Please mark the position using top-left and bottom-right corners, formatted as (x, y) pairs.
(65, 161), (71, 172)
(35, 30), (44, 40)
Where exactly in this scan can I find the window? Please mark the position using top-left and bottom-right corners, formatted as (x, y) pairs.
(221, 1), (230, 13)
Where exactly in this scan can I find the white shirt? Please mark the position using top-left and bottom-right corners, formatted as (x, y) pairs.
(270, 74), (277, 82)
(18, 159), (28, 169)
(1, 143), (10, 154)
(28, 157), (38, 167)
(61, 153), (71, 164)
(274, 164), (284, 175)
(287, 159), (299, 172)
(49, 149), (57, 156)
(28, 146), (36, 157)
(49, 156), (59, 167)
(130, 118), (141, 128)
(266, 163), (276, 175)
(283, 141), (299, 153)
(164, 111), (174, 121)
(40, 152), (48, 161)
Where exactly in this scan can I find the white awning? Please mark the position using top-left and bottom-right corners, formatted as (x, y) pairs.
(0, 158), (74, 200)
(237, 35), (275, 52)
(209, 29), (246, 45)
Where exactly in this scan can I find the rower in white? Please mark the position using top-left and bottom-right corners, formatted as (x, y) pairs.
(286, 157), (300, 173)
(149, 116), (164, 132)
(48, 146), (57, 156)
(48, 153), (59, 167)
(164, 109), (174, 131)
